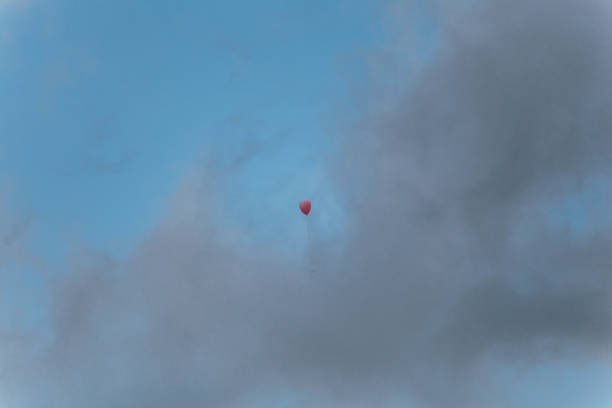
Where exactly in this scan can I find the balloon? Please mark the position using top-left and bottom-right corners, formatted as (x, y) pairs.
(299, 200), (311, 215)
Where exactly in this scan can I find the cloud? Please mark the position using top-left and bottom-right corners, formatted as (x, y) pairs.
(0, 185), (40, 269)
(3, 0), (612, 406)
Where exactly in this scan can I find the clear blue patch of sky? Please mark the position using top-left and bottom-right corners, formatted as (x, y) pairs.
(484, 353), (612, 408)
(542, 174), (611, 242)
(1, 0), (399, 261)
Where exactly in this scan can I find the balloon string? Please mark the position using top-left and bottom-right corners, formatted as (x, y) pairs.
(305, 219), (314, 275)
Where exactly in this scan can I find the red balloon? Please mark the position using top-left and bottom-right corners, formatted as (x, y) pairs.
(299, 200), (311, 215)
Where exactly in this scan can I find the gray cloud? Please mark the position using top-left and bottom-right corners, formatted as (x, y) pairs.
(0, 188), (41, 270)
(3, 0), (612, 406)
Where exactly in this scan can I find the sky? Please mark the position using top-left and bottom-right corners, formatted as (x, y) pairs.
(1, 0), (612, 407)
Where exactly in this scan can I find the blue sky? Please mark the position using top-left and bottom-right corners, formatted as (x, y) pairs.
(0, 0), (422, 266)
